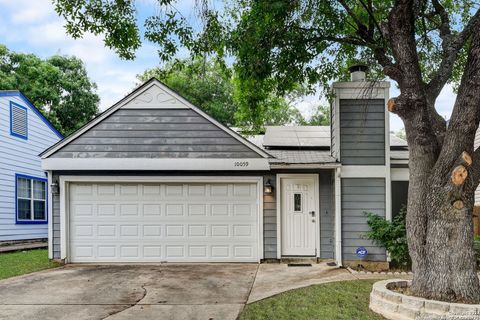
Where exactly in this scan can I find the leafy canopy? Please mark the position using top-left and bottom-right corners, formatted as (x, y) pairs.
(54, 0), (476, 103)
(0, 45), (99, 135)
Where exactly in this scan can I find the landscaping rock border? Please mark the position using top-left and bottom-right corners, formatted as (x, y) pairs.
(369, 279), (480, 319)
(347, 267), (413, 276)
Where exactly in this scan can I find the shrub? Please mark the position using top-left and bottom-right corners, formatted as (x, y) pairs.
(474, 236), (480, 267)
(364, 207), (410, 269)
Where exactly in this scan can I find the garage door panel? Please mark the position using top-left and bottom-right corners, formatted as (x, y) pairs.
(70, 243), (258, 262)
(69, 182), (259, 262)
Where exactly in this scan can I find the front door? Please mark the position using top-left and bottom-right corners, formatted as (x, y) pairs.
(281, 177), (316, 256)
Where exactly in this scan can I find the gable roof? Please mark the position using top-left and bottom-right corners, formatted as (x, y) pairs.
(0, 91), (63, 139)
(40, 78), (270, 159)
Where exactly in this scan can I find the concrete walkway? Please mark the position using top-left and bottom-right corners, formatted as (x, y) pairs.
(0, 262), (406, 320)
(248, 262), (355, 303)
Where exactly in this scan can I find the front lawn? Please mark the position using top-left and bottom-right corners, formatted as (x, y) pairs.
(240, 280), (384, 320)
(0, 249), (59, 280)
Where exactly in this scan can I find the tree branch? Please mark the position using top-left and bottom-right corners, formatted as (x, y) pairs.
(337, 0), (366, 31)
(358, 0), (383, 39)
(432, 28), (480, 186)
(426, 9), (480, 103)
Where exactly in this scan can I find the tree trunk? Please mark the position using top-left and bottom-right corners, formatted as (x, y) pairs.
(408, 178), (480, 302)
(381, 0), (480, 303)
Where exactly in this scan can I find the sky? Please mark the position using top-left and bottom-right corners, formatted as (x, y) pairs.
(0, 0), (457, 132)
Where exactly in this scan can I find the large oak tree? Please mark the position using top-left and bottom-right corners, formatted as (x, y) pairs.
(54, 0), (480, 302)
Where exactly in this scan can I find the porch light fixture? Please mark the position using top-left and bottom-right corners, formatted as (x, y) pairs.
(50, 181), (59, 195)
(264, 179), (274, 195)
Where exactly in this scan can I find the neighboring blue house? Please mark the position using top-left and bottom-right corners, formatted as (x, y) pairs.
(0, 91), (62, 242)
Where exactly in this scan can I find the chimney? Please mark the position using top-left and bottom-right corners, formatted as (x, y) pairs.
(348, 64), (368, 81)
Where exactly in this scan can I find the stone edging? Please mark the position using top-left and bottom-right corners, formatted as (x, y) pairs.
(369, 279), (480, 319)
(347, 267), (413, 276)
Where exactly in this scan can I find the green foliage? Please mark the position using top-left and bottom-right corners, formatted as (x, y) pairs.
(240, 280), (384, 320)
(53, 0), (141, 60)
(52, 1), (477, 123)
(139, 58), (237, 126)
(365, 207), (410, 268)
(296, 106), (331, 126)
(0, 45), (99, 135)
(396, 128), (406, 140)
(138, 57), (306, 132)
(0, 249), (59, 280)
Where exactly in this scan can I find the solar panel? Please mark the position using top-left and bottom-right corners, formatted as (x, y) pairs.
(263, 126), (331, 147)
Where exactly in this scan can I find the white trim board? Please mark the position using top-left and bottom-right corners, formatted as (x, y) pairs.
(340, 166), (387, 178)
(58, 175), (264, 262)
(41, 78), (270, 159)
(43, 158), (270, 171)
(391, 168), (409, 181)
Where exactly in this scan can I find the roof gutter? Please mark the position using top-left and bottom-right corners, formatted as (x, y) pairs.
(269, 163), (341, 169)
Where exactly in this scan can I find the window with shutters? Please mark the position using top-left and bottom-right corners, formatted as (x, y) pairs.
(15, 174), (47, 224)
(10, 102), (28, 139)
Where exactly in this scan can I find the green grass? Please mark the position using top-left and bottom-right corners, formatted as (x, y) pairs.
(0, 249), (59, 280)
(240, 280), (385, 320)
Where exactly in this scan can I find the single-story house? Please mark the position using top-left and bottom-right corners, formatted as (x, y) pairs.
(40, 70), (409, 268)
(0, 91), (63, 242)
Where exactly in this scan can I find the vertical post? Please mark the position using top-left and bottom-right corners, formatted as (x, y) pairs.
(334, 167), (342, 266)
(47, 171), (53, 259)
(384, 86), (392, 222)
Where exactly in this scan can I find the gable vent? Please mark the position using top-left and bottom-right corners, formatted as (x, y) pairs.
(11, 104), (28, 139)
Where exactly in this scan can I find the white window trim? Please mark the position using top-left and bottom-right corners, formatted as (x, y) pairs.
(16, 175), (47, 223)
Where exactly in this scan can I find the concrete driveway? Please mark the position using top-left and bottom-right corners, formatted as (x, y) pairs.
(0, 264), (258, 320)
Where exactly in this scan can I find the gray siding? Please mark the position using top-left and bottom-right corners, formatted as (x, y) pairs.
(339, 99), (385, 165)
(341, 178), (386, 261)
(263, 174), (277, 259)
(50, 109), (261, 159)
(319, 171), (335, 259)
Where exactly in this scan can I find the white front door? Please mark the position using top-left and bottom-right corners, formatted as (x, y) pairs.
(281, 177), (317, 256)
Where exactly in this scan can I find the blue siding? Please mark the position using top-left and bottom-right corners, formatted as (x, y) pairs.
(0, 94), (61, 241)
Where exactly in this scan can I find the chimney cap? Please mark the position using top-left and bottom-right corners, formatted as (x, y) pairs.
(348, 64), (368, 73)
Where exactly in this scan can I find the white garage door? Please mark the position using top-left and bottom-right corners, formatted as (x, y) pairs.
(69, 181), (260, 262)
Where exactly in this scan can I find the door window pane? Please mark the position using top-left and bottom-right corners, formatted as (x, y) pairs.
(33, 201), (46, 220)
(294, 193), (302, 212)
(18, 199), (31, 220)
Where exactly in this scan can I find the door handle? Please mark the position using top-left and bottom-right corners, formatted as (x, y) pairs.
(309, 211), (315, 217)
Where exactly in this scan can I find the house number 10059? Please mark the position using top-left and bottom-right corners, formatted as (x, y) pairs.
(234, 161), (249, 167)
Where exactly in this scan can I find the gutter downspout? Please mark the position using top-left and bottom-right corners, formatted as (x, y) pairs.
(334, 167), (342, 266)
